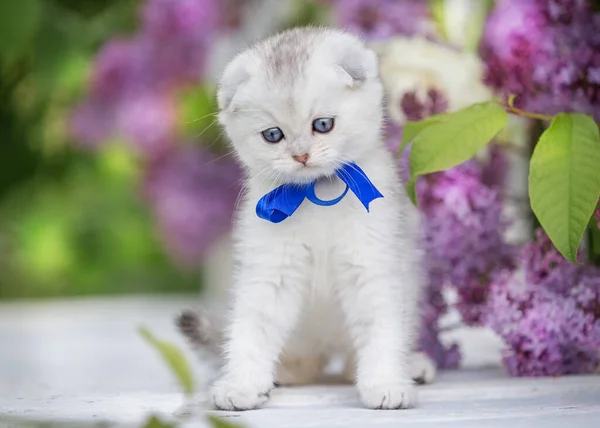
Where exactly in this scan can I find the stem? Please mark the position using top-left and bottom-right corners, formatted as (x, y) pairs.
(505, 106), (554, 122)
(500, 94), (555, 122)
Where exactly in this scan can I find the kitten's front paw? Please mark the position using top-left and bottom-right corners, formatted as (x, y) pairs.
(211, 378), (272, 411)
(358, 382), (416, 410)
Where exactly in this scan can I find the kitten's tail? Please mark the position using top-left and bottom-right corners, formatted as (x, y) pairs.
(175, 309), (223, 359)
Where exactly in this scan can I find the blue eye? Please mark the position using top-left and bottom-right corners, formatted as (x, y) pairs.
(313, 117), (335, 134)
(261, 127), (284, 143)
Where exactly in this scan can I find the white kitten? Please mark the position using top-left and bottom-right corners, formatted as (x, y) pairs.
(210, 27), (427, 411)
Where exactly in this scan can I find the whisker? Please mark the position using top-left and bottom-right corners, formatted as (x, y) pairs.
(205, 150), (235, 166)
(194, 118), (219, 139)
(204, 128), (228, 149)
(185, 111), (219, 124)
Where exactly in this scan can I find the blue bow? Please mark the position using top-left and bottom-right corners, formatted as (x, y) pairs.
(256, 162), (383, 223)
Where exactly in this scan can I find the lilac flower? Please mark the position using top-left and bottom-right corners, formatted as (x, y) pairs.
(400, 89), (449, 122)
(396, 89), (515, 325)
(487, 236), (600, 376)
(388, 89), (513, 366)
(521, 229), (582, 293)
(328, 0), (435, 40)
(141, 0), (220, 85)
(70, 0), (222, 157)
(69, 99), (115, 148)
(417, 162), (516, 326)
(143, 146), (242, 265)
(142, 0), (220, 39)
(115, 93), (176, 159)
(386, 90), (460, 366)
(89, 39), (140, 102)
(482, 0), (600, 121)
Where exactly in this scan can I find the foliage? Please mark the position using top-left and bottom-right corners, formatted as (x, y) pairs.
(139, 326), (195, 396)
(138, 328), (247, 428)
(404, 100), (600, 264)
(529, 114), (600, 263)
(207, 415), (244, 428)
(142, 415), (177, 428)
(405, 101), (507, 202)
(0, 0), (199, 299)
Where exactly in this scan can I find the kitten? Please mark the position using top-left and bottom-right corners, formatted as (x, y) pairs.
(209, 27), (428, 411)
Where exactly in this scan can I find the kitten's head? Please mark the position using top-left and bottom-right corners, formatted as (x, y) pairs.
(217, 28), (383, 184)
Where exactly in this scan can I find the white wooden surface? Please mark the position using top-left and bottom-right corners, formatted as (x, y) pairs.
(1, 296), (599, 428)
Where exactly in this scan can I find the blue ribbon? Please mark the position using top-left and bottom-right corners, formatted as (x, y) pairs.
(256, 162), (383, 223)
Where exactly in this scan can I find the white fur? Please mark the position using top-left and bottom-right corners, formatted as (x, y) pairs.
(211, 28), (426, 411)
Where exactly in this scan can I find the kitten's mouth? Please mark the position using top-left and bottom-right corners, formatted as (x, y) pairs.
(288, 164), (338, 184)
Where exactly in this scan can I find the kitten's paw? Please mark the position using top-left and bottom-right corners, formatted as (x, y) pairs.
(358, 382), (416, 410)
(410, 352), (437, 385)
(210, 378), (271, 411)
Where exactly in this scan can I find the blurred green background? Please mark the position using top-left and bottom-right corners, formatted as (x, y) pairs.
(0, 0), (195, 299)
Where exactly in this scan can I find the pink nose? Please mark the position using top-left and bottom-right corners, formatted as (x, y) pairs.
(292, 154), (310, 164)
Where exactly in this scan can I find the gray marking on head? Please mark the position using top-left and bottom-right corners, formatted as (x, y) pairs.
(258, 28), (320, 85)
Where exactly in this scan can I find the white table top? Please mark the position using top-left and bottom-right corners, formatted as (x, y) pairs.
(1, 295), (599, 428)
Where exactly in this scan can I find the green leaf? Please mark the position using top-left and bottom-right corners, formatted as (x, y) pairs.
(529, 113), (600, 263)
(138, 326), (195, 396)
(399, 115), (444, 154)
(142, 415), (177, 428)
(207, 415), (244, 428)
(0, 0), (42, 61)
(409, 101), (507, 178)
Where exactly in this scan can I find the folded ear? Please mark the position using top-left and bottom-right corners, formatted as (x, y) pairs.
(335, 43), (379, 88)
(217, 53), (251, 111)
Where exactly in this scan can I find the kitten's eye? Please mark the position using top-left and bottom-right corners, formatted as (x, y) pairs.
(261, 127), (284, 143)
(312, 117), (335, 134)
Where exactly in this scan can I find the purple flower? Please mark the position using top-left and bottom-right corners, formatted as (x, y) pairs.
(388, 88), (514, 366)
(400, 90), (449, 122)
(89, 39), (140, 102)
(116, 93), (176, 159)
(417, 161), (516, 326)
(521, 229), (582, 293)
(482, 0), (600, 121)
(141, 0), (220, 84)
(142, 0), (220, 40)
(328, 0), (435, 40)
(487, 245), (600, 376)
(70, 0), (223, 158)
(69, 99), (115, 148)
(385, 90), (461, 366)
(143, 146), (242, 265)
